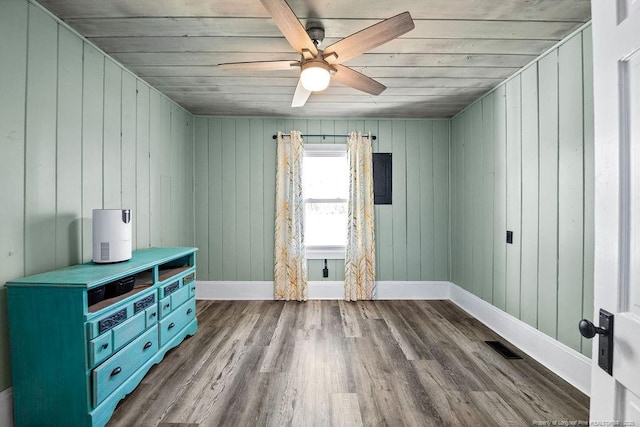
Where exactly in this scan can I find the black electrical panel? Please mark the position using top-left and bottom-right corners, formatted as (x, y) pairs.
(373, 153), (392, 205)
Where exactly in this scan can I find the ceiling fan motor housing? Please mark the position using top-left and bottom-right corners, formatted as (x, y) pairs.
(307, 27), (325, 46)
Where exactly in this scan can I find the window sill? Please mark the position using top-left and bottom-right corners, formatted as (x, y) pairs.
(305, 246), (345, 260)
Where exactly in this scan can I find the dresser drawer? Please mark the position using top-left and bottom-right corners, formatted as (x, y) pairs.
(146, 305), (158, 328)
(170, 285), (189, 309)
(112, 311), (146, 351)
(159, 298), (196, 347)
(92, 326), (158, 407)
(159, 296), (172, 319)
(161, 279), (181, 299)
(188, 281), (196, 298)
(87, 288), (156, 339)
(89, 333), (113, 368)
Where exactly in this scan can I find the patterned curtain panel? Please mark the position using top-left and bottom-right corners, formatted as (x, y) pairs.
(345, 131), (376, 301)
(274, 131), (308, 301)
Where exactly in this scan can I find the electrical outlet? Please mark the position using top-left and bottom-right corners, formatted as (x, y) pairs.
(506, 230), (513, 244)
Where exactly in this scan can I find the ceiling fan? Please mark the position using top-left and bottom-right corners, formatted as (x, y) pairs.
(218, 0), (415, 107)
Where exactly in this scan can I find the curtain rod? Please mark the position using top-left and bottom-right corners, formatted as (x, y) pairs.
(272, 133), (377, 140)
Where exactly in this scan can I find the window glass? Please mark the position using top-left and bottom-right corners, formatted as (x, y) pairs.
(303, 156), (348, 199)
(303, 144), (348, 256)
(305, 202), (347, 246)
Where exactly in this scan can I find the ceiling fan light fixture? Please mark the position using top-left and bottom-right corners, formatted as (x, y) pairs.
(300, 60), (331, 92)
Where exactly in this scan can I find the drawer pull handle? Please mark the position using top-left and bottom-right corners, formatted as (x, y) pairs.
(187, 308), (193, 315)
(143, 341), (153, 350)
(101, 343), (109, 350)
(110, 367), (122, 377)
(164, 303), (170, 309)
(168, 322), (175, 330)
(150, 312), (157, 318)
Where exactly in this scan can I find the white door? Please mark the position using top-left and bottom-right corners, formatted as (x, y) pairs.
(590, 0), (640, 422)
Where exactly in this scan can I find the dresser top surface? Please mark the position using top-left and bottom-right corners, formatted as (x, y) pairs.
(6, 247), (197, 287)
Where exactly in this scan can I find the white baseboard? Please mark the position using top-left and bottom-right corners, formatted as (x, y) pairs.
(195, 280), (591, 396)
(448, 282), (591, 396)
(377, 281), (451, 300)
(0, 387), (13, 427)
(196, 281), (274, 300)
(196, 281), (450, 300)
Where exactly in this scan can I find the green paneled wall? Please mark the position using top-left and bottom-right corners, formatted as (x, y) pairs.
(193, 118), (450, 283)
(450, 26), (594, 357)
(0, 0), (194, 392)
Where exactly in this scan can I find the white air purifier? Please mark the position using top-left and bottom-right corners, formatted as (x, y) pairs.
(92, 209), (132, 263)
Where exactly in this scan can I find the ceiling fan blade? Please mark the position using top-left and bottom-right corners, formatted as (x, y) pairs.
(259, 0), (318, 56)
(323, 12), (414, 64)
(332, 65), (386, 95)
(291, 79), (312, 107)
(218, 60), (300, 71)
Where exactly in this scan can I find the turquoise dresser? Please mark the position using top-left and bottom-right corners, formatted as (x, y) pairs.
(6, 247), (198, 426)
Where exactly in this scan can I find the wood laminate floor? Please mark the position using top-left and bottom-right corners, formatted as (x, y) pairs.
(108, 300), (589, 426)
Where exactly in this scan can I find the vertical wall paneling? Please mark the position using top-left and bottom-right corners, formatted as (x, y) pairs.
(221, 119), (237, 280)
(505, 76), (523, 318)
(581, 26), (595, 358)
(0, 0), (27, 391)
(208, 118), (224, 281)
(135, 82), (151, 249)
(249, 119), (265, 281)
(194, 118), (209, 279)
(450, 26), (593, 352)
(148, 91), (162, 246)
(461, 109), (472, 291)
(102, 59), (122, 209)
(121, 72), (137, 249)
(194, 118), (449, 282)
(537, 50), (560, 339)
(24, 5), (58, 275)
(392, 121), (407, 280)
(520, 64), (540, 328)
(55, 27), (83, 269)
(481, 93), (495, 302)
(557, 34), (584, 351)
(470, 103), (484, 297)
(419, 121), (435, 280)
(81, 44), (104, 261)
(320, 120), (335, 144)
(493, 86), (508, 311)
(169, 107), (181, 245)
(184, 113), (194, 246)
(433, 121), (449, 280)
(235, 118), (251, 281)
(185, 113), (194, 245)
(405, 121), (421, 281)
(160, 174), (172, 245)
(159, 102), (172, 245)
(376, 121), (394, 281)
(450, 118), (463, 285)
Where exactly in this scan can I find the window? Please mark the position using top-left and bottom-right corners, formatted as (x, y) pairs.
(303, 144), (348, 259)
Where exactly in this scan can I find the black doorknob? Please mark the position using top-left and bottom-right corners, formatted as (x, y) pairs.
(578, 319), (609, 339)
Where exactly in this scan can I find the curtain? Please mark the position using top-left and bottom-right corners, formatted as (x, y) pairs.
(345, 131), (376, 301)
(274, 131), (308, 301)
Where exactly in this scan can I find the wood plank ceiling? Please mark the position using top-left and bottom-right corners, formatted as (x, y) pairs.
(37, 0), (591, 118)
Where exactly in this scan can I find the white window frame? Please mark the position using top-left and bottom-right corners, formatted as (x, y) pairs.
(304, 143), (348, 259)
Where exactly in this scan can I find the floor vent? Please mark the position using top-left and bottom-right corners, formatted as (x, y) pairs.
(485, 341), (523, 359)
